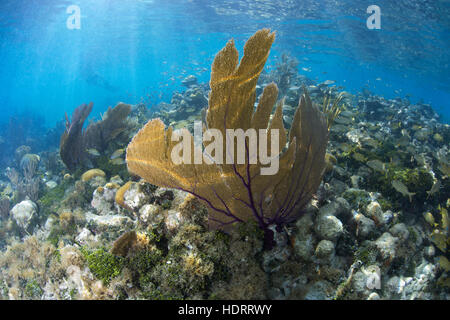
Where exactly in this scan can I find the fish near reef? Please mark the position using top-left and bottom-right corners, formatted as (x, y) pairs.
(366, 159), (385, 174)
(391, 180), (415, 202)
(426, 180), (441, 199)
(423, 212), (436, 227)
(110, 148), (125, 160)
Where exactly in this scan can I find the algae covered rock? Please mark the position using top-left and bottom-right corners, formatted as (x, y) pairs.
(374, 232), (399, 261)
(316, 214), (344, 241)
(85, 211), (134, 234)
(315, 239), (335, 259)
(10, 200), (37, 231)
(91, 184), (117, 215)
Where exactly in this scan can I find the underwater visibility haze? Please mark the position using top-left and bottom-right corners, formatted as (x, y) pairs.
(0, 0), (449, 300)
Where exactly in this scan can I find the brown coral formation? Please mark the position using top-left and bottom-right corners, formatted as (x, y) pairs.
(59, 102), (132, 172)
(81, 169), (106, 182)
(84, 103), (132, 152)
(60, 103), (93, 172)
(115, 181), (133, 211)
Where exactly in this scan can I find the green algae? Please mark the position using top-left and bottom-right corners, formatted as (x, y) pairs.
(38, 180), (71, 218)
(80, 247), (125, 285)
(342, 189), (371, 211)
(25, 279), (43, 299)
(365, 166), (433, 208)
(354, 242), (378, 266)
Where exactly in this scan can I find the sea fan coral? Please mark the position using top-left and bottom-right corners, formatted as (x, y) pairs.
(60, 102), (131, 172)
(60, 102), (93, 172)
(84, 103), (131, 152)
(126, 29), (329, 248)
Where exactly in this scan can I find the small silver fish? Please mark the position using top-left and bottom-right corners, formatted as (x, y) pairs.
(110, 148), (125, 160)
(322, 80), (335, 85)
(366, 160), (385, 173)
(392, 180), (416, 202)
(413, 153), (426, 166)
(86, 148), (101, 157)
(423, 212), (436, 227)
(401, 129), (410, 138)
(426, 180), (441, 199)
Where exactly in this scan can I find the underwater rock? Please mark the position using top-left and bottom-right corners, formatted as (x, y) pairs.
(45, 180), (57, 189)
(121, 182), (148, 211)
(314, 239), (335, 259)
(384, 276), (401, 297)
(10, 200), (37, 231)
(319, 197), (351, 220)
(424, 245), (435, 258)
(352, 265), (380, 297)
(262, 227), (291, 273)
(329, 179), (348, 196)
(91, 185), (117, 215)
(85, 211), (134, 233)
(367, 292), (380, 300)
(75, 227), (96, 245)
(165, 209), (184, 233)
(384, 261), (437, 299)
(315, 214), (344, 241)
(389, 223), (410, 242)
(138, 204), (162, 225)
(354, 213), (376, 239)
(44, 214), (57, 232)
(304, 280), (333, 300)
(374, 232), (399, 261)
(366, 201), (388, 226)
(295, 210), (315, 239)
(350, 175), (362, 189)
(293, 234), (315, 261)
(346, 129), (363, 144)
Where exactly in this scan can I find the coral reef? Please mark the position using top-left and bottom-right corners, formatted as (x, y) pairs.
(0, 27), (448, 302)
(126, 29), (330, 248)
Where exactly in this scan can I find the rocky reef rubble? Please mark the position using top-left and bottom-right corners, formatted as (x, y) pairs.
(0, 147), (447, 300)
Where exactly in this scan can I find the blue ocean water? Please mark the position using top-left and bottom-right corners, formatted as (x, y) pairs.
(0, 0), (449, 129)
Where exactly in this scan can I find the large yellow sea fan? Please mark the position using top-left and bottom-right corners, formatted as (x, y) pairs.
(126, 29), (329, 248)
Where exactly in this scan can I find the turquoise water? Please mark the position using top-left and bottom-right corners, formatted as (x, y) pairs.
(0, 0), (449, 127)
(0, 1), (449, 301)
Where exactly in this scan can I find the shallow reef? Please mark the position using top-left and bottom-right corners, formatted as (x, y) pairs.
(0, 31), (449, 300)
